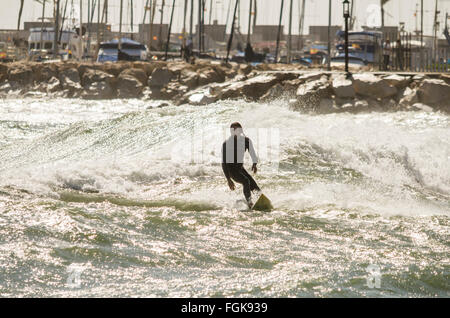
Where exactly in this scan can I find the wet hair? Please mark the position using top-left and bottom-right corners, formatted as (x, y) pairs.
(230, 122), (242, 130)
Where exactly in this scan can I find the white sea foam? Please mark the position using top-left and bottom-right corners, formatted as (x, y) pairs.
(0, 99), (449, 216)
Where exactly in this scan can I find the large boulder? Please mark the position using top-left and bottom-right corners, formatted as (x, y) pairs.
(352, 73), (397, 99)
(332, 75), (355, 98)
(259, 83), (285, 101)
(45, 76), (61, 93)
(119, 68), (148, 86)
(116, 73), (144, 98)
(377, 98), (395, 111)
(0, 63), (7, 83)
(80, 69), (115, 99)
(297, 72), (327, 84)
(294, 76), (332, 111)
(59, 67), (80, 83)
(132, 61), (162, 77)
(179, 69), (199, 89)
(197, 67), (225, 86)
(58, 67), (82, 96)
(211, 65), (226, 82)
(100, 62), (132, 77)
(81, 68), (115, 87)
(77, 63), (106, 78)
(7, 64), (33, 85)
(185, 88), (216, 105)
(399, 87), (419, 108)
(158, 82), (188, 100)
(382, 74), (411, 88)
(259, 78), (303, 101)
(440, 74), (450, 85)
(32, 63), (58, 82)
(148, 67), (172, 89)
(167, 61), (192, 77)
(417, 79), (450, 108)
(217, 72), (296, 100)
(82, 81), (115, 99)
(238, 64), (252, 75)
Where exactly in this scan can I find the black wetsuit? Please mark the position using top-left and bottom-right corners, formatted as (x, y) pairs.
(222, 135), (260, 202)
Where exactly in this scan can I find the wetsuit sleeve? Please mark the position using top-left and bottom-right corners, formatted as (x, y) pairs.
(221, 142), (231, 179)
(246, 137), (259, 164)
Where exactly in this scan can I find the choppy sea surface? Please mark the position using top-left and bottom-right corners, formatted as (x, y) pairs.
(0, 98), (449, 297)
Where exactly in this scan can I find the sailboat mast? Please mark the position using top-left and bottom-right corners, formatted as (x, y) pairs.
(190, 0), (194, 37)
(226, 0), (239, 63)
(350, 0), (354, 30)
(433, 0), (439, 62)
(253, 0), (256, 29)
(40, 0), (46, 54)
(130, 0), (134, 38)
(59, 0), (69, 42)
(298, 0), (305, 50)
(287, 0), (293, 63)
(149, 0), (156, 51)
(183, 0), (187, 49)
(54, 0), (60, 58)
(327, 0), (331, 71)
(201, 0), (205, 51)
(119, 0), (123, 51)
(275, 0), (284, 63)
(87, 0), (92, 55)
(79, 0), (83, 60)
(105, 0), (108, 24)
(198, 0), (201, 52)
(159, 0), (165, 51)
(246, 0), (252, 45)
(223, 0), (231, 39)
(208, 0), (213, 25)
(165, 0), (175, 60)
(96, 0), (100, 59)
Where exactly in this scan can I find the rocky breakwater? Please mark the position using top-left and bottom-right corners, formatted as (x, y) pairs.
(0, 60), (449, 113)
(0, 60), (249, 102)
(287, 72), (450, 114)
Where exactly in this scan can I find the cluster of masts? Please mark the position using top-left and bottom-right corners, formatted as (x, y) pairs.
(17, 1), (450, 61)
(18, 0), (311, 62)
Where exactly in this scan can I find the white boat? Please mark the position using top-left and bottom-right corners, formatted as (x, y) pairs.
(27, 27), (81, 60)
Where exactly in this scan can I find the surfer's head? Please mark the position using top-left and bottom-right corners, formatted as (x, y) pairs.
(230, 122), (243, 136)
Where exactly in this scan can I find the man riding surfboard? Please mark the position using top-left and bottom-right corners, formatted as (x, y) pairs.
(221, 122), (260, 208)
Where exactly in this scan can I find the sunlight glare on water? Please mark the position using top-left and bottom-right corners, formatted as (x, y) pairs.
(0, 98), (449, 297)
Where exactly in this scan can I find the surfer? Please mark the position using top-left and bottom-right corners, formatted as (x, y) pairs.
(222, 122), (260, 208)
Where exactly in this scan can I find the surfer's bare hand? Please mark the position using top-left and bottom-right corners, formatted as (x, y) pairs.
(227, 179), (235, 190)
(252, 163), (257, 174)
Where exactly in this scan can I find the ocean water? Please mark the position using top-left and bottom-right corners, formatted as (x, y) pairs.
(0, 97), (448, 297)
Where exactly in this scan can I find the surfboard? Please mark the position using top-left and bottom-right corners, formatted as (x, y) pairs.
(252, 193), (273, 211)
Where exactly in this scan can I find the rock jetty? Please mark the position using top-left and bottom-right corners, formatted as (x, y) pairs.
(1, 60), (449, 114)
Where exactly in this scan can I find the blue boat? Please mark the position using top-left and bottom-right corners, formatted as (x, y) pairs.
(332, 31), (382, 65)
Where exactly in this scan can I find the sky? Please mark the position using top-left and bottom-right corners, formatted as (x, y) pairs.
(1, 0), (450, 38)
